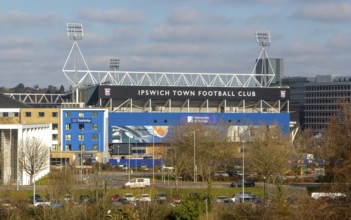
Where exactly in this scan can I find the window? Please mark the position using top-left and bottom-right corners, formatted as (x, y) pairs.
(65, 134), (72, 141)
(3, 112), (8, 117)
(78, 134), (85, 141)
(79, 112), (85, 117)
(92, 112), (98, 118)
(52, 134), (58, 141)
(79, 124), (85, 130)
(65, 124), (71, 130)
(92, 134), (98, 140)
(38, 112), (45, 117)
(25, 112), (31, 117)
(92, 123), (98, 130)
(79, 144), (85, 151)
(52, 123), (58, 130)
(51, 144), (58, 151)
(66, 144), (71, 151)
(52, 112), (58, 117)
(65, 112), (71, 117)
(92, 144), (98, 151)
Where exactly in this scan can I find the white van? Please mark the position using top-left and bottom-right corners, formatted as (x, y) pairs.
(124, 178), (150, 189)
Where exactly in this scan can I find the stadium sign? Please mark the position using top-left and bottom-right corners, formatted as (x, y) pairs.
(99, 86), (289, 101)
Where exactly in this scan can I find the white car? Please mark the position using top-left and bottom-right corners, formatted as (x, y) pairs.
(137, 194), (151, 202)
(124, 193), (135, 202)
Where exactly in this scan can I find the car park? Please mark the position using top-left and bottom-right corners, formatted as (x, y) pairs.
(230, 179), (255, 187)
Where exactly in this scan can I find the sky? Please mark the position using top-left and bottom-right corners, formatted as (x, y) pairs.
(1, 0), (351, 89)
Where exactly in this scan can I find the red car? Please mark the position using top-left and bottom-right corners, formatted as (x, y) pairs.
(172, 195), (182, 204)
(111, 194), (121, 202)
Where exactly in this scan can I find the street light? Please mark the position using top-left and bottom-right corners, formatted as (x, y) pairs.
(242, 140), (245, 203)
(193, 130), (197, 183)
(152, 134), (155, 185)
(125, 132), (133, 181)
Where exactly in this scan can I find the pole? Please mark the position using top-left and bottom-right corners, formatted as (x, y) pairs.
(152, 134), (155, 185)
(80, 141), (83, 182)
(242, 140), (245, 203)
(193, 130), (196, 183)
(128, 138), (131, 181)
(264, 176), (266, 204)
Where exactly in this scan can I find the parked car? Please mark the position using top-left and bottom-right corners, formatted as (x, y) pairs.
(231, 192), (261, 204)
(79, 194), (95, 204)
(216, 196), (230, 203)
(155, 192), (168, 204)
(230, 179), (255, 187)
(136, 194), (151, 202)
(214, 171), (229, 177)
(172, 195), (182, 205)
(111, 194), (121, 202)
(124, 193), (135, 203)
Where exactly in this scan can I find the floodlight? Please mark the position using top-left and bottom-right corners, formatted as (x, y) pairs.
(256, 30), (271, 47)
(110, 58), (120, 71)
(67, 23), (83, 40)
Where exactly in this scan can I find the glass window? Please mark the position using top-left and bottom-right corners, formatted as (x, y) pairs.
(79, 144), (85, 150)
(92, 123), (98, 130)
(52, 112), (58, 117)
(79, 124), (85, 130)
(92, 134), (98, 140)
(79, 112), (85, 117)
(52, 134), (58, 141)
(51, 144), (58, 151)
(66, 144), (71, 151)
(92, 112), (98, 118)
(38, 112), (45, 117)
(92, 144), (98, 151)
(78, 134), (85, 141)
(3, 112), (8, 117)
(65, 134), (72, 141)
(65, 112), (71, 117)
(65, 124), (71, 130)
(25, 112), (31, 117)
(52, 123), (58, 130)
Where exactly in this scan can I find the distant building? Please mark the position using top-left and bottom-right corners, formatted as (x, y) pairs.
(304, 75), (351, 133)
(281, 76), (315, 128)
(255, 58), (284, 86)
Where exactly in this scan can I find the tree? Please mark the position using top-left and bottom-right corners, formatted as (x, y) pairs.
(165, 123), (236, 184)
(246, 126), (293, 181)
(18, 137), (50, 185)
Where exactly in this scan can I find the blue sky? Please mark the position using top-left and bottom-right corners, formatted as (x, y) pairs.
(1, 0), (351, 88)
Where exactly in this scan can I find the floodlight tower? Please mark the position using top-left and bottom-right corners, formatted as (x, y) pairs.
(109, 58), (120, 71)
(66, 23), (83, 103)
(252, 30), (275, 87)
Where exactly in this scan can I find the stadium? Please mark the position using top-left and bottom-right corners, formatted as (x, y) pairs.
(62, 24), (290, 167)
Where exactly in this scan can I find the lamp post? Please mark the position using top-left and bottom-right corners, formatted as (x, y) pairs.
(242, 140), (245, 203)
(152, 134), (155, 185)
(264, 176), (266, 204)
(193, 130), (197, 183)
(128, 137), (131, 181)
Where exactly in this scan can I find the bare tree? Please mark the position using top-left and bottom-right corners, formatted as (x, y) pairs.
(165, 122), (235, 183)
(246, 126), (293, 181)
(19, 138), (50, 185)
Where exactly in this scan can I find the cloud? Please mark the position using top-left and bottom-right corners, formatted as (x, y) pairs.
(326, 33), (351, 52)
(150, 25), (252, 43)
(78, 8), (146, 25)
(292, 2), (351, 22)
(0, 11), (62, 29)
(210, 0), (285, 4)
